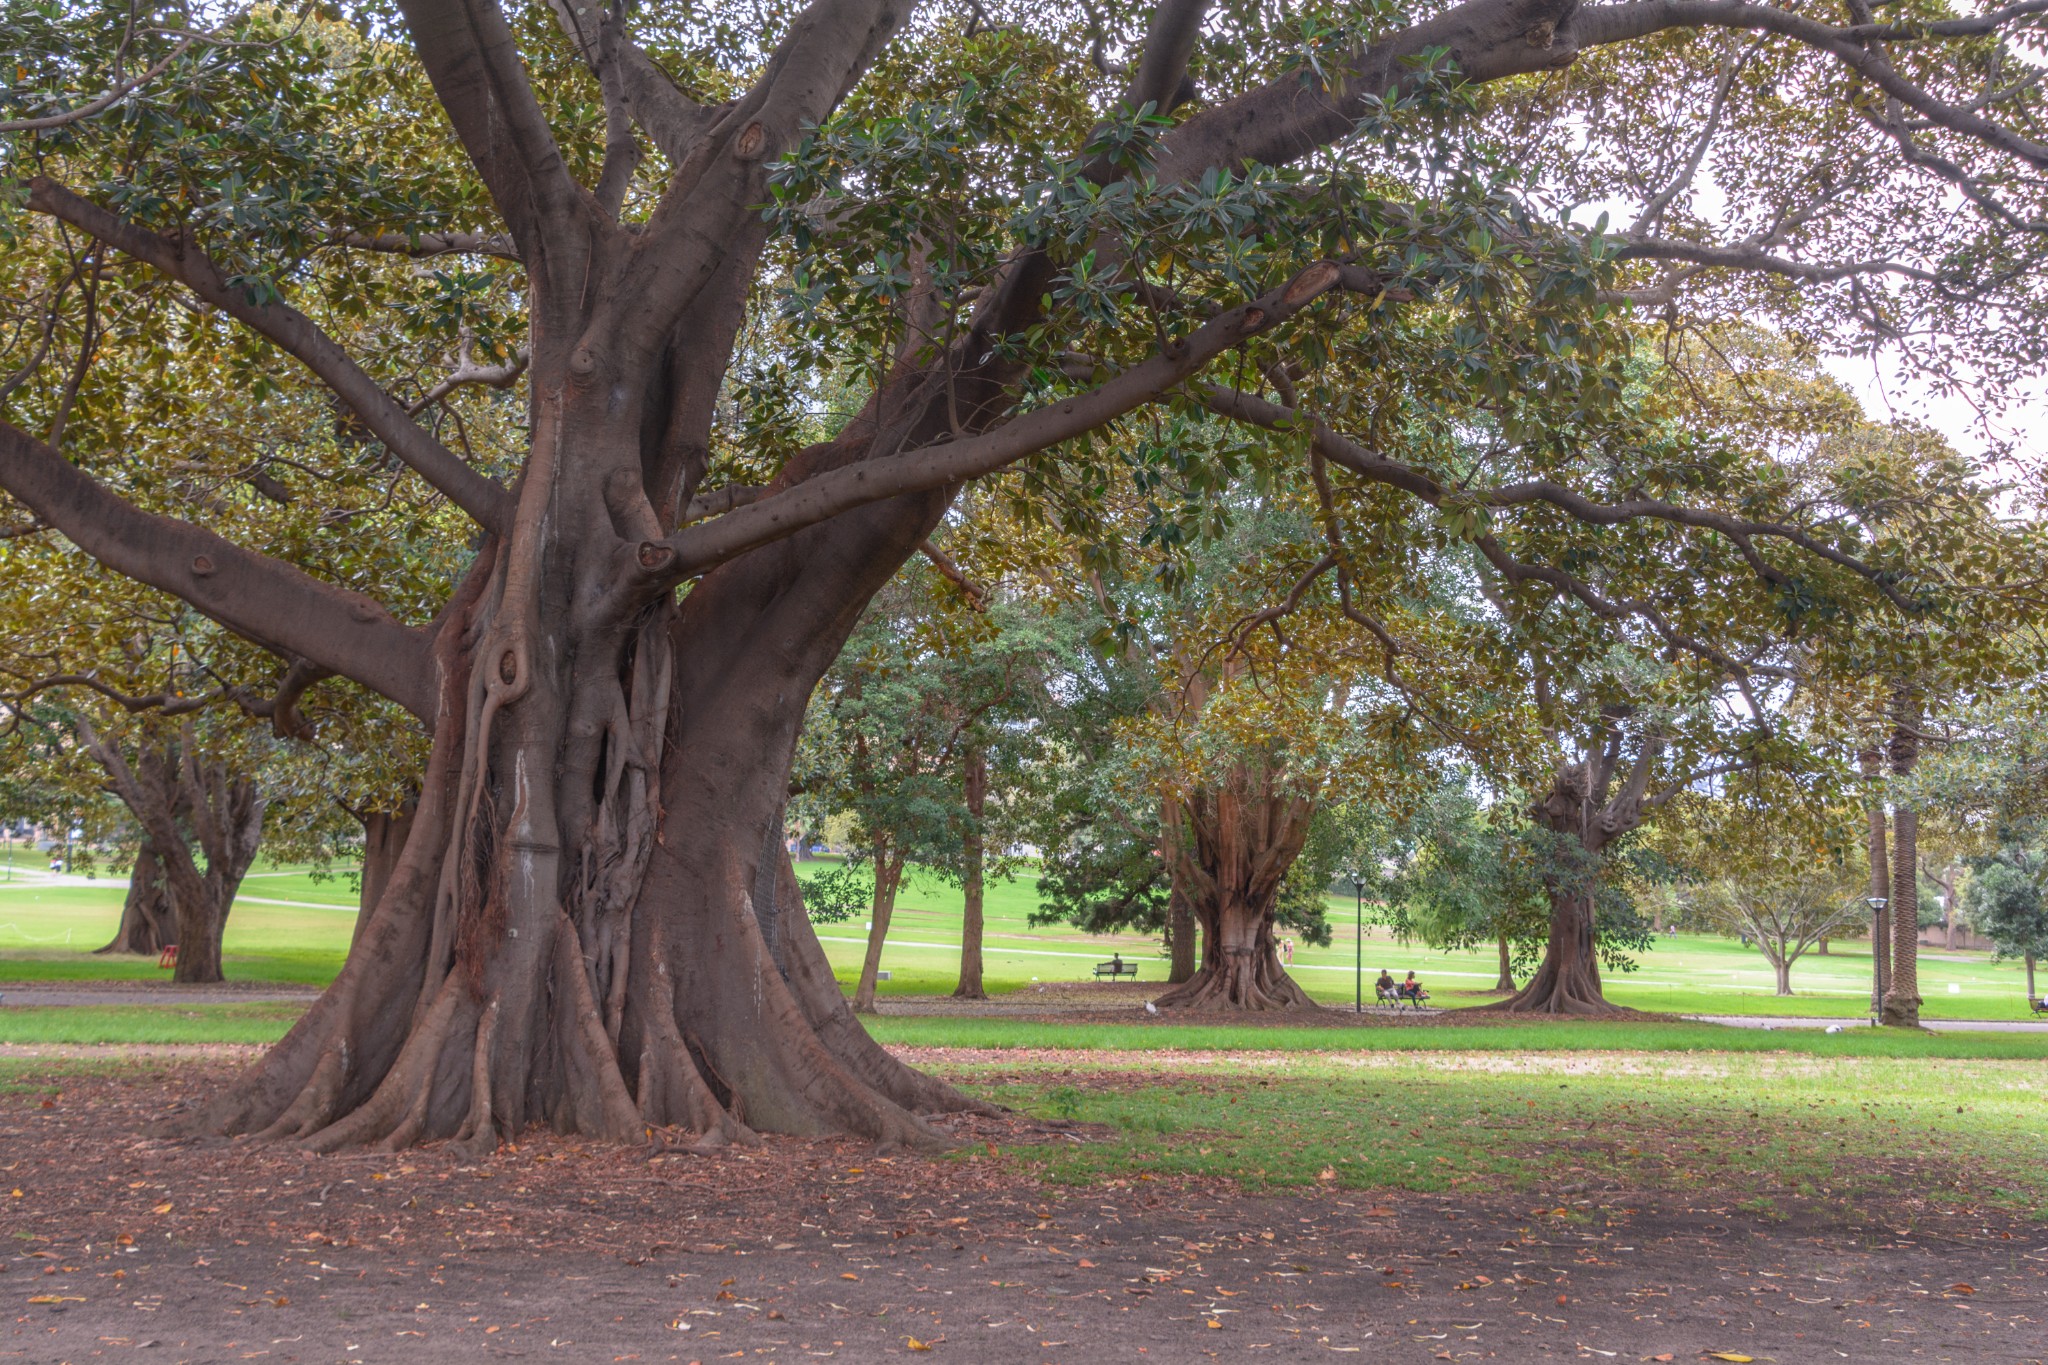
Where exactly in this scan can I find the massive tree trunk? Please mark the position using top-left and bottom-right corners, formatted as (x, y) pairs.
(1861, 747), (1891, 1013)
(953, 745), (987, 1001)
(1152, 762), (1316, 1011)
(852, 840), (907, 1014)
(98, 839), (175, 956)
(183, 473), (988, 1150)
(79, 724), (265, 983)
(1883, 706), (1922, 1027)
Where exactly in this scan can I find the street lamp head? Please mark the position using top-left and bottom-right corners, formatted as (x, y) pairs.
(1865, 896), (1889, 912)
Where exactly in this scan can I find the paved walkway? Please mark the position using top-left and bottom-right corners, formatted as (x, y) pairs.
(1685, 1013), (2048, 1033)
(0, 983), (318, 1007)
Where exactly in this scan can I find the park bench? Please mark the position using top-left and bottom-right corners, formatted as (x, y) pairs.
(1093, 959), (1138, 980)
(2029, 995), (2048, 1017)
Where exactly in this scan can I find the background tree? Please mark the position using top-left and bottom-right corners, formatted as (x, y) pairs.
(1960, 852), (2048, 1003)
(1689, 871), (1867, 997)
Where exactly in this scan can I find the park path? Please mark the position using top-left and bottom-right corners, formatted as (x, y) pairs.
(0, 983), (319, 1006)
(1684, 1012), (2048, 1033)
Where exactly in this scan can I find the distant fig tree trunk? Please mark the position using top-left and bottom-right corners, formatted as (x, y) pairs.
(78, 721), (264, 983)
(1773, 956), (1793, 996)
(98, 839), (176, 956)
(1494, 932), (1515, 992)
(1485, 723), (1664, 1016)
(354, 803), (415, 949)
(953, 745), (987, 1001)
(1883, 702), (1922, 1027)
(2026, 953), (2037, 1003)
(853, 841), (907, 1014)
(1153, 761), (1316, 1012)
(1817, 936), (1829, 956)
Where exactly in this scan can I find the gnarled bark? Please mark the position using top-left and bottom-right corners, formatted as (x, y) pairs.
(1490, 887), (1621, 1015)
(99, 839), (176, 955)
(1152, 762), (1316, 1012)
(184, 479), (988, 1152)
(1484, 722), (1655, 1016)
(1883, 700), (1923, 1028)
(1862, 746), (1891, 1014)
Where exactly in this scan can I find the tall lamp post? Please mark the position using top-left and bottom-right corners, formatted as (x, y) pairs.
(1866, 895), (1889, 1022)
(1349, 871), (1366, 1013)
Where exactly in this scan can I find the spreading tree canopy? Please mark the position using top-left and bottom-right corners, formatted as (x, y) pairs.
(3, 0), (2044, 1146)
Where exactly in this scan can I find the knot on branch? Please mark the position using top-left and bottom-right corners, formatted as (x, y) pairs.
(1281, 261), (1341, 308)
(1525, 20), (1556, 47)
(190, 554), (215, 577)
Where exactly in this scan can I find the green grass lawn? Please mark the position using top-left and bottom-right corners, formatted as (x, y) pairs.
(946, 1048), (2048, 1216)
(0, 1002), (307, 1044)
(870, 1015), (2048, 1060)
(1, 855), (2038, 1019)
(0, 863), (356, 983)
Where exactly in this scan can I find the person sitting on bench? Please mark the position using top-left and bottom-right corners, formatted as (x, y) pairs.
(1399, 971), (1429, 1003)
(1375, 969), (1397, 1003)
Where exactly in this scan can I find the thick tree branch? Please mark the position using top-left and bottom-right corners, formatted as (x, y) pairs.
(1126, 0), (1212, 114)
(919, 538), (987, 609)
(406, 330), (531, 415)
(657, 262), (1351, 581)
(0, 21), (224, 133)
(330, 229), (521, 261)
(545, 0), (724, 167)
(27, 177), (512, 534)
(1196, 382), (1920, 616)
(394, 0), (594, 265)
(1577, 1), (2048, 170)
(0, 421), (437, 722)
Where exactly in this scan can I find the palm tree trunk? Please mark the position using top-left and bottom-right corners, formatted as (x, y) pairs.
(1861, 747), (1890, 1014)
(1883, 706), (1922, 1027)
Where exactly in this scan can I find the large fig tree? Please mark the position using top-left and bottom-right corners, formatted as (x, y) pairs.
(2, 0), (2041, 1147)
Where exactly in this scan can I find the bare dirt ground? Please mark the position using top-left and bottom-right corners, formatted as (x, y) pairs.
(2, 1057), (2042, 1365)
